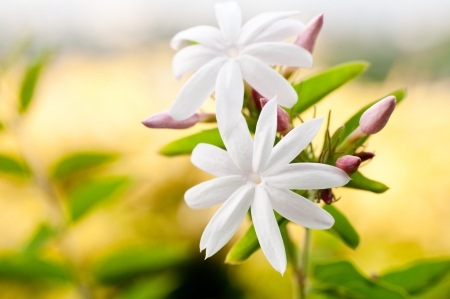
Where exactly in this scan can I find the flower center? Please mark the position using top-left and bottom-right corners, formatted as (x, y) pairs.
(226, 45), (240, 59)
(248, 172), (262, 184)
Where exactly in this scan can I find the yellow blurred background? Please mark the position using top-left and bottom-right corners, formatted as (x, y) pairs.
(1, 1), (450, 298)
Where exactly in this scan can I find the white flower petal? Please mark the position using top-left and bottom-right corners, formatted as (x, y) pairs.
(185, 175), (246, 209)
(265, 117), (324, 175)
(265, 163), (351, 190)
(172, 45), (221, 80)
(252, 19), (305, 43)
(169, 57), (226, 121)
(251, 185), (286, 275)
(239, 55), (297, 108)
(200, 185), (254, 256)
(238, 11), (301, 46)
(170, 25), (226, 51)
(191, 143), (243, 177)
(266, 185), (334, 229)
(253, 96), (277, 173)
(242, 42), (313, 68)
(221, 114), (254, 174)
(215, 59), (244, 137)
(215, 1), (242, 44)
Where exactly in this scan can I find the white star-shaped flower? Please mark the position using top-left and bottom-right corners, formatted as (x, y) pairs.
(169, 1), (312, 135)
(185, 98), (351, 274)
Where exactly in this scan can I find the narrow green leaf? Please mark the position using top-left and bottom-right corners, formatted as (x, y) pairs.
(339, 88), (407, 146)
(225, 215), (288, 264)
(380, 258), (450, 295)
(344, 171), (389, 193)
(22, 223), (55, 253)
(312, 260), (409, 299)
(117, 273), (178, 299)
(19, 51), (52, 113)
(159, 128), (224, 156)
(91, 243), (190, 285)
(50, 151), (118, 181)
(323, 205), (359, 249)
(0, 254), (71, 282)
(68, 176), (130, 221)
(292, 61), (369, 115)
(0, 154), (29, 177)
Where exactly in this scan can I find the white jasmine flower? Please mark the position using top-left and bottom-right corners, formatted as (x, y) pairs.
(169, 1), (312, 135)
(185, 98), (350, 274)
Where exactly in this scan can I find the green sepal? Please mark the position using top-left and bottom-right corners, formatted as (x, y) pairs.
(323, 205), (360, 249)
(344, 171), (389, 193)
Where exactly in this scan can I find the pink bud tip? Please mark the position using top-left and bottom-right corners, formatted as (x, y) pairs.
(260, 98), (292, 133)
(336, 155), (361, 175)
(360, 96), (396, 135)
(320, 189), (333, 205)
(251, 89), (263, 111)
(294, 13), (324, 53)
(355, 152), (375, 162)
(141, 111), (199, 129)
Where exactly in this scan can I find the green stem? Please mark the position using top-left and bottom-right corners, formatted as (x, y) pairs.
(299, 228), (311, 299)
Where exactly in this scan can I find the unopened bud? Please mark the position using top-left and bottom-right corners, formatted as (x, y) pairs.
(336, 155), (361, 175)
(294, 13), (324, 53)
(360, 96), (396, 135)
(260, 98), (292, 133)
(355, 152), (375, 162)
(320, 189), (333, 205)
(141, 111), (215, 129)
(251, 89), (263, 111)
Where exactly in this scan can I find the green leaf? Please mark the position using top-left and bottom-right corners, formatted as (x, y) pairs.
(380, 258), (450, 295)
(323, 205), (359, 249)
(344, 171), (389, 193)
(292, 61), (369, 115)
(225, 215), (288, 264)
(0, 154), (29, 177)
(0, 254), (71, 282)
(22, 223), (55, 253)
(0, 122), (4, 131)
(339, 88), (407, 146)
(50, 151), (118, 181)
(159, 128), (224, 156)
(68, 176), (130, 221)
(91, 243), (191, 285)
(312, 260), (409, 299)
(117, 273), (178, 299)
(19, 51), (52, 113)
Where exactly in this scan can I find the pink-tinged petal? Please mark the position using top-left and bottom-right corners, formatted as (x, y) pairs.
(242, 42), (313, 68)
(215, 1), (242, 44)
(335, 155), (361, 175)
(215, 59), (244, 137)
(221, 114), (254, 174)
(266, 185), (334, 229)
(294, 13), (324, 53)
(172, 45), (222, 80)
(265, 163), (350, 190)
(359, 96), (396, 135)
(191, 143), (243, 177)
(169, 57), (227, 121)
(200, 185), (254, 256)
(252, 186), (286, 275)
(265, 117), (324, 175)
(238, 11), (300, 46)
(170, 25), (226, 51)
(239, 55), (297, 108)
(141, 110), (198, 129)
(252, 19), (305, 43)
(253, 96), (277, 173)
(185, 175), (246, 209)
(260, 98), (292, 132)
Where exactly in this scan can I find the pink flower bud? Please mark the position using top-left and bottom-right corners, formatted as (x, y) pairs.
(251, 89), (263, 111)
(260, 98), (292, 133)
(142, 110), (199, 129)
(360, 96), (396, 135)
(336, 155), (361, 175)
(294, 13), (324, 53)
(355, 152), (375, 162)
(320, 189), (333, 205)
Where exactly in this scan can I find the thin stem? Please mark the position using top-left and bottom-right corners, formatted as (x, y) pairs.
(299, 228), (311, 299)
